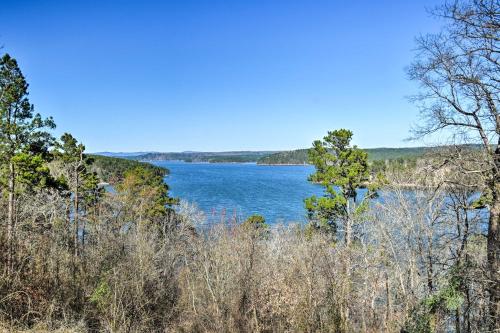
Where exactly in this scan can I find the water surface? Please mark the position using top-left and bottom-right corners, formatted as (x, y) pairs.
(153, 162), (323, 224)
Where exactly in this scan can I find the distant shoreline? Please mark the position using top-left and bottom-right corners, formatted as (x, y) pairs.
(140, 159), (311, 166)
(257, 163), (310, 166)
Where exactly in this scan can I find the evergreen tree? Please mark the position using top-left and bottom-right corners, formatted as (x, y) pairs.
(117, 166), (177, 233)
(54, 133), (101, 256)
(305, 129), (378, 244)
(0, 54), (55, 273)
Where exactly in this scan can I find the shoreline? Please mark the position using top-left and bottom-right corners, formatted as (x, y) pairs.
(140, 159), (311, 166)
(257, 163), (310, 166)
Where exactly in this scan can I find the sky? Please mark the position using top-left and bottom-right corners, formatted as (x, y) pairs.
(0, 0), (444, 152)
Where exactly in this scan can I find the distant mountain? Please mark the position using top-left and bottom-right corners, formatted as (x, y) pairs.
(131, 151), (280, 163)
(94, 146), (476, 165)
(93, 152), (157, 158)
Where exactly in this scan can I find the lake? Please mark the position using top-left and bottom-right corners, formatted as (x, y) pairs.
(152, 161), (324, 224)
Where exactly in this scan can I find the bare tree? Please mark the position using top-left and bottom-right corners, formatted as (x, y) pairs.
(408, 0), (499, 328)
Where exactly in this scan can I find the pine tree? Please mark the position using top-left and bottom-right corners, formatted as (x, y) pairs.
(305, 129), (378, 245)
(0, 54), (55, 273)
(54, 133), (101, 256)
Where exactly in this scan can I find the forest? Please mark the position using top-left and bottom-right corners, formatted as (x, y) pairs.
(128, 151), (276, 164)
(121, 147), (429, 165)
(256, 147), (430, 165)
(89, 155), (169, 183)
(0, 1), (498, 332)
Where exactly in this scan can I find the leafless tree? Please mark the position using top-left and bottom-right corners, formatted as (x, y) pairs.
(408, 1), (499, 328)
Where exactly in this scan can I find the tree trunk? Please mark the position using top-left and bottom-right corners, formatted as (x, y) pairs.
(465, 277), (471, 333)
(426, 239), (434, 293)
(7, 161), (15, 275)
(74, 170), (79, 257)
(487, 145), (500, 330)
(488, 177), (500, 331)
(345, 200), (351, 246)
(345, 219), (352, 247)
(455, 308), (461, 333)
(66, 197), (71, 250)
(385, 272), (391, 329)
(82, 218), (85, 254)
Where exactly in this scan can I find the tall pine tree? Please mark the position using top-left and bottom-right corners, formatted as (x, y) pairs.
(0, 54), (55, 273)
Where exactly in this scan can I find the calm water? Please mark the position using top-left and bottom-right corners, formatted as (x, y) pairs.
(153, 161), (323, 224)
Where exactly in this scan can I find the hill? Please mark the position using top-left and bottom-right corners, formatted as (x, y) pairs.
(257, 147), (431, 165)
(129, 151), (279, 163)
(93, 146), (474, 166)
(93, 151), (156, 158)
(257, 149), (310, 165)
(89, 154), (169, 183)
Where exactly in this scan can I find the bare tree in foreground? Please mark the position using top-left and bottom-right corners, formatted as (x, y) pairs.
(408, 0), (499, 328)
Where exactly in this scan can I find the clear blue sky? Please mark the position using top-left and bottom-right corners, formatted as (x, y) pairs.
(0, 0), (443, 152)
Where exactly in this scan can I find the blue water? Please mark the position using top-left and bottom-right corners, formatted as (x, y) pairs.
(153, 162), (324, 224)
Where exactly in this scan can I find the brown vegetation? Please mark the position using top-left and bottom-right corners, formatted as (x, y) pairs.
(0, 163), (493, 332)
